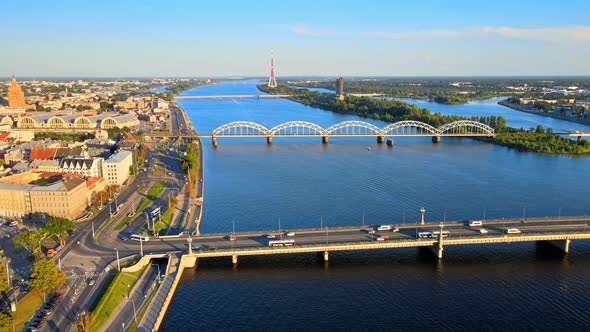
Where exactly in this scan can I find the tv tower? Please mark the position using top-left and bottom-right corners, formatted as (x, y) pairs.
(268, 50), (277, 88)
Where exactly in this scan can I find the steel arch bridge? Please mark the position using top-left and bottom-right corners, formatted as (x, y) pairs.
(206, 119), (494, 144)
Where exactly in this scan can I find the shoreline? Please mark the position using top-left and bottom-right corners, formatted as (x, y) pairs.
(498, 100), (590, 127)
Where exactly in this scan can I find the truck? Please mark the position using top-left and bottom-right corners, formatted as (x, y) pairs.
(46, 244), (64, 258)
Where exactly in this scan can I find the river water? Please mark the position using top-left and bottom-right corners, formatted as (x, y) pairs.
(162, 80), (590, 331)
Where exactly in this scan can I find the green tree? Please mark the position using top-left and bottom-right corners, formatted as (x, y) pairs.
(29, 258), (66, 291)
(12, 230), (46, 257)
(42, 217), (75, 245)
(546, 127), (554, 134)
(0, 259), (9, 293)
(0, 312), (13, 330)
(536, 124), (545, 134)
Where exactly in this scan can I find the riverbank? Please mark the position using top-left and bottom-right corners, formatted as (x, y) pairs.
(498, 100), (590, 127)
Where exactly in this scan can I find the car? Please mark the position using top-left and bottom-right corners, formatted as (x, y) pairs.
(392, 227), (400, 232)
(376, 237), (385, 241)
(88, 279), (95, 286)
(479, 228), (489, 234)
(286, 232), (295, 237)
(190, 245), (200, 250)
(367, 229), (376, 234)
(208, 246), (218, 251)
(469, 220), (483, 227)
(266, 235), (276, 239)
(120, 236), (129, 242)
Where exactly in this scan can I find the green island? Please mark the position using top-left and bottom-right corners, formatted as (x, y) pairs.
(290, 78), (509, 104)
(258, 84), (590, 154)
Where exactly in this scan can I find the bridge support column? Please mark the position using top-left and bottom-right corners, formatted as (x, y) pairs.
(432, 136), (441, 143)
(548, 240), (571, 254)
(386, 139), (394, 147)
(322, 136), (329, 144)
(266, 136), (273, 144)
(212, 136), (218, 148)
(436, 229), (444, 259)
(232, 254), (238, 265)
(323, 251), (329, 262)
(578, 136), (583, 143)
(377, 135), (385, 144)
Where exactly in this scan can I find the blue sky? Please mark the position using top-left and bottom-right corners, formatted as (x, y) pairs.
(2, 0), (589, 77)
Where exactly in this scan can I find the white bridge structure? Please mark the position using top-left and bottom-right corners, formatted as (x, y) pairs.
(205, 120), (495, 145)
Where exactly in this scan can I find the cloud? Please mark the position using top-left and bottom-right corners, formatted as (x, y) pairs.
(481, 26), (590, 42)
(366, 29), (464, 39)
(288, 24), (590, 43)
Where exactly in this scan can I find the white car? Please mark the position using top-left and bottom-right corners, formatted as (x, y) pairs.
(266, 235), (276, 239)
(479, 228), (489, 234)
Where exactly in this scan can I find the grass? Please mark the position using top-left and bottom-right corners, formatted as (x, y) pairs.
(137, 184), (145, 192)
(90, 267), (146, 330)
(114, 215), (133, 231)
(10, 289), (44, 331)
(136, 181), (166, 213)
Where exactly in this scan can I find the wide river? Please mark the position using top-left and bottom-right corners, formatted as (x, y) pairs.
(162, 81), (590, 331)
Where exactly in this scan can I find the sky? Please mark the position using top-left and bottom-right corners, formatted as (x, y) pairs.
(2, 0), (590, 77)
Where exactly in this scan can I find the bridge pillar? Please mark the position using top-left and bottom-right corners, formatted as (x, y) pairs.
(266, 136), (273, 144)
(548, 239), (571, 254)
(322, 136), (329, 144)
(212, 136), (218, 148)
(232, 254), (238, 265)
(432, 136), (441, 143)
(386, 139), (394, 147)
(578, 136), (583, 143)
(323, 251), (329, 262)
(377, 135), (385, 144)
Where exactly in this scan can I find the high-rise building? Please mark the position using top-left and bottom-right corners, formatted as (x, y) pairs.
(336, 77), (344, 100)
(8, 75), (26, 108)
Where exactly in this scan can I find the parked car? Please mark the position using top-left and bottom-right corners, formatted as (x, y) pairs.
(120, 236), (129, 242)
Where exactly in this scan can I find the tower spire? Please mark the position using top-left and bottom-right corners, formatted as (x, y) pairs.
(268, 50), (277, 88)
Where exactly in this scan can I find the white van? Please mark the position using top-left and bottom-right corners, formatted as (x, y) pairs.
(376, 225), (392, 231)
(469, 220), (483, 227)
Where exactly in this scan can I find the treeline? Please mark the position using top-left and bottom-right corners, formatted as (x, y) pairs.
(181, 141), (201, 194)
(34, 132), (95, 142)
(260, 84), (590, 154)
(259, 84), (465, 126)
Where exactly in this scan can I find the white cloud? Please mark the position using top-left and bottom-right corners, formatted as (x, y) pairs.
(481, 26), (590, 42)
(289, 24), (590, 43)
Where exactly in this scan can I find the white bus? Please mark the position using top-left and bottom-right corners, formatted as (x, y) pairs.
(130, 234), (150, 242)
(417, 232), (433, 239)
(432, 230), (451, 238)
(268, 239), (295, 247)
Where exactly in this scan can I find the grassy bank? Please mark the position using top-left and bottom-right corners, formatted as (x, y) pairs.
(136, 181), (166, 213)
(90, 267), (146, 330)
(10, 289), (44, 331)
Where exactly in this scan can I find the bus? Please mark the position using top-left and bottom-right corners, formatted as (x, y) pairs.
(417, 232), (433, 239)
(268, 239), (295, 247)
(150, 207), (161, 220)
(432, 230), (451, 238)
(130, 234), (150, 242)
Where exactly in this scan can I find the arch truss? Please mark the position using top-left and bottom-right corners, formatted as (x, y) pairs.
(210, 120), (494, 137)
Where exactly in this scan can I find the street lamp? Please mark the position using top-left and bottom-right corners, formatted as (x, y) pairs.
(420, 207), (426, 225)
(115, 248), (120, 271)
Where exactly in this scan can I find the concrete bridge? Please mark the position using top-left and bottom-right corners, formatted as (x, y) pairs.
(134, 215), (590, 331)
(175, 94), (291, 100)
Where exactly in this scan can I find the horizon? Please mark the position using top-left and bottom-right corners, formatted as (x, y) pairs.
(2, 0), (590, 77)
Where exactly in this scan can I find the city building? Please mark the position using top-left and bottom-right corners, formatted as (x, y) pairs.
(60, 157), (103, 177)
(8, 76), (26, 108)
(102, 150), (133, 185)
(29, 176), (88, 220)
(13, 112), (140, 129)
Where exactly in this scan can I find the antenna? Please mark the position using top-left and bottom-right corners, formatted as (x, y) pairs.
(267, 50), (277, 88)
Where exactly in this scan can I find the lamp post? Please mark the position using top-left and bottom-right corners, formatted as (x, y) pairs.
(420, 207), (426, 225)
(139, 238), (144, 257)
(115, 248), (120, 271)
(187, 236), (193, 255)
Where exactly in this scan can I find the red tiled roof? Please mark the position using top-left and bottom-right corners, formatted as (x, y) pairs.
(122, 132), (136, 142)
(29, 148), (57, 161)
(0, 132), (10, 141)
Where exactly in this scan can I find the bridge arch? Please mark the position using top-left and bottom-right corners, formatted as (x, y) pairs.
(212, 121), (270, 136)
(269, 121), (325, 136)
(438, 120), (495, 136)
(381, 121), (440, 136)
(325, 121), (381, 136)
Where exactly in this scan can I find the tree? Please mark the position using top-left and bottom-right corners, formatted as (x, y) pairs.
(536, 124), (545, 134)
(0, 258), (9, 293)
(0, 312), (13, 330)
(73, 311), (94, 332)
(42, 217), (75, 245)
(29, 258), (65, 291)
(13, 230), (46, 257)
(546, 127), (554, 134)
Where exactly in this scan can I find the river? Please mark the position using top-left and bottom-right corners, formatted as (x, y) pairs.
(161, 80), (590, 331)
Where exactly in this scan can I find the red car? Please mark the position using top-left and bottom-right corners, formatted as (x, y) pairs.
(120, 236), (128, 242)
